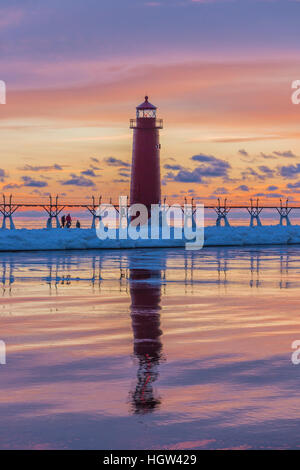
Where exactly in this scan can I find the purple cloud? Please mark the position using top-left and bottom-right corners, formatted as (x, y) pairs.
(21, 176), (48, 187)
(60, 174), (95, 187)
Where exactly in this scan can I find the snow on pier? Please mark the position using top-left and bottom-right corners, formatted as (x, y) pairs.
(0, 225), (300, 252)
(1, 195), (300, 251)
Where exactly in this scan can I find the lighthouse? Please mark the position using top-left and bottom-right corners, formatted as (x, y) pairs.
(130, 96), (163, 212)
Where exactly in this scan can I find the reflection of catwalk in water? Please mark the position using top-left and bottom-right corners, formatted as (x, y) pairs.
(129, 267), (163, 415)
(279, 253), (290, 289)
(250, 252), (260, 288)
(1, 257), (15, 295)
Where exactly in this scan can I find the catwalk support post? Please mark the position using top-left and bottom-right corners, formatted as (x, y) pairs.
(0, 195), (18, 229)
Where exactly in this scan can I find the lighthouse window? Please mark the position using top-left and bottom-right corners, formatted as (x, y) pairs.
(137, 109), (156, 118)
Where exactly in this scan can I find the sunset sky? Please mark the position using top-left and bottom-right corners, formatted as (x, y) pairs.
(1, 0), (300, 204)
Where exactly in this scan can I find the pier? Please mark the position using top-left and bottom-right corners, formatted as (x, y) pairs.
(0, 194), (299, 229)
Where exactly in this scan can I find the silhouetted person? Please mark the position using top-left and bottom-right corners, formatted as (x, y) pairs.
(61, 215), (66, 228)
(129, 267), (163, 414)
(76, 220), (81, 228)
(66, 213), (72, 228)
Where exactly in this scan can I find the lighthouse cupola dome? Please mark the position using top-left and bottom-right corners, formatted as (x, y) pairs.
(136, 96), (157, 118)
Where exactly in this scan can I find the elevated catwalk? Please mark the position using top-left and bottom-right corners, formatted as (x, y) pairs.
(0, 195), (298, 229)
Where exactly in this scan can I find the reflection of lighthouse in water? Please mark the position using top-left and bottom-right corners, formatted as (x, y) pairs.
(129, 266), (163, 414)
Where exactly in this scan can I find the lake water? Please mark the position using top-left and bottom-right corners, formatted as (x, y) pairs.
(1, 246), (300, 450)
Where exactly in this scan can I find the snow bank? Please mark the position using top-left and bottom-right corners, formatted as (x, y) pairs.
(0, 225), (299, 252)
(204, 225), (300, 246)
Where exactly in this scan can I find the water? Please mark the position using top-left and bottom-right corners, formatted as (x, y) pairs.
(1, 246), (300, 449)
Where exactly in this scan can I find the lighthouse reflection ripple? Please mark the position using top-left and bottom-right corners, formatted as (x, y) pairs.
(129, 266), (164, 415)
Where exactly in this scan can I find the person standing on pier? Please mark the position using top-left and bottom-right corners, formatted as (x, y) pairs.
(61, 214), (66, 228)
(66, 213), (72, 228)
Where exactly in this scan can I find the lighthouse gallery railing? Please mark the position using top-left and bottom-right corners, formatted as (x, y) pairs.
(130, 119), (163, 129)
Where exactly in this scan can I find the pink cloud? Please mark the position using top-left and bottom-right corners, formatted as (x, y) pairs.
(3, 58), (300, 136)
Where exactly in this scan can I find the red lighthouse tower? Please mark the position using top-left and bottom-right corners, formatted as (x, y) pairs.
(130, 96), (163, 211)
